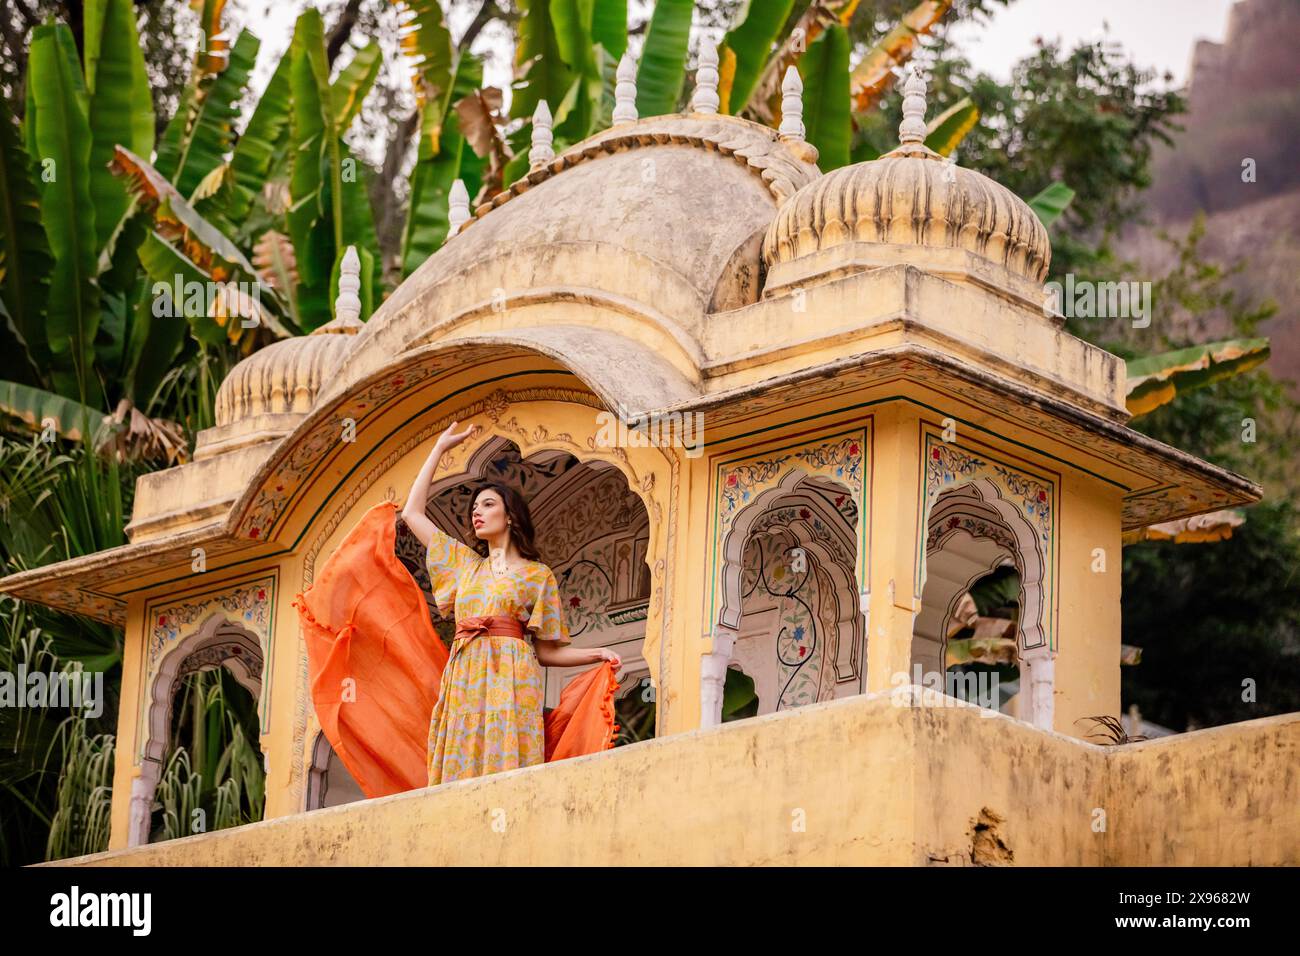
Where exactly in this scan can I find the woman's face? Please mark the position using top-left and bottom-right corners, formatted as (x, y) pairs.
(471, 490), (508, 540)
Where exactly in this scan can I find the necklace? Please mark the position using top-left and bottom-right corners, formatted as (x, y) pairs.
(489, 547), (526, 577)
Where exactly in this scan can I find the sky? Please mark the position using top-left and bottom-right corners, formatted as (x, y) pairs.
(947, 0), (1237, 84)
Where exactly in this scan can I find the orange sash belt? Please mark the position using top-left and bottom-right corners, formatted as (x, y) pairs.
(293, 501), (619, 800)
(454, 614), (526, 642)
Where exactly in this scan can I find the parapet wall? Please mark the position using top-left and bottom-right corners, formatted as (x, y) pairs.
(44, 689), (1300, 866)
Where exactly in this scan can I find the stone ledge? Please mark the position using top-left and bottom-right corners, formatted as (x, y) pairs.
(41, 689), (1300, 866)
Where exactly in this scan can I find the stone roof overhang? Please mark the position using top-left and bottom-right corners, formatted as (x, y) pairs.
(0, 332), (689, 625)
(0, 334), (1260, 629)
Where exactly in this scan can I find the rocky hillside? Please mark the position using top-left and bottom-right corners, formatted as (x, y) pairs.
(1121, 0), (1300, 387)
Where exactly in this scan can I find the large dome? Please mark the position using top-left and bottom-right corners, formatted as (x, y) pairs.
(328, 114), (823, 397)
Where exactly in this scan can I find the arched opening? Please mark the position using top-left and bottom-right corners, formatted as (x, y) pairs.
(711, 473), (864, 722)
(130, 615), (266, 846)
(914, 483), (1044, 719)
(406, 436), (654, 742)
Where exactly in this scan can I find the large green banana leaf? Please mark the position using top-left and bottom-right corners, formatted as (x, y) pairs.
(512, 0), (575, 123)
(25, 23), (101, 405)
(849, 0), (952, 113)
(1126, 338), (1271, 417)
(394, 0), (453, 104)
(924, 96), (978, 157)
(720, 0), (796, 115)
(590, 0), (628, 61)
(635, 0), (693, 117)
(110, 146), (287, 345)
(0, 380), (108, 443)
(174, 30), (260, 201)
(403, 52), (483, 276)
(799, 23), (851, 170)
(332, 42), (383, 133)
(0, 93), (52, 380)
(84, 0), (155, 252)
(225, 52), (292, 226)
(287, 9), (343, 326)
(1026, 181), (1075, 228)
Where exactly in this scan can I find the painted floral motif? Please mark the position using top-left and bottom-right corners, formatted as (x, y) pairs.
(926, 512), (1018, 555)
(752, 503), (856, 571)
(148, 578), (274, 675)
(718, 434), (865, 542)
(925, 439), (1052, 546)
(740, 532), (827, 710)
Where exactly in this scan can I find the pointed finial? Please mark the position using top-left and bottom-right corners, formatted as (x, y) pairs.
(448, 179), (470, 236)
(335, 245), (361, 323)
(529, 100), (554, 169)
(778, 66), (804, 140)
(692, 41), (720, 114)
(613, 52), (638, 124)
(898, 64), (928, 145)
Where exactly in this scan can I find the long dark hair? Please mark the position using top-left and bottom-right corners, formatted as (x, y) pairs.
(469, 482), (541, 561)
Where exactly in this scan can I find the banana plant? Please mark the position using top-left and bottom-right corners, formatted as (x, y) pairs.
(492, 0), (958, 188)
(395, 0), (485, 277)
(284, 8), (383, 327)
(0, 1), (183, 458)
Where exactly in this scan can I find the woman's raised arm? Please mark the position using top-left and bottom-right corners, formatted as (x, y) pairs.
(401, 420), (473, 547)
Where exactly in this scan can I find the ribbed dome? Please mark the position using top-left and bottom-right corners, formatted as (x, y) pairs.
(214, 315), (361, 427)
(763, 69), (1049, 289)
(762, 139), (1050, 284)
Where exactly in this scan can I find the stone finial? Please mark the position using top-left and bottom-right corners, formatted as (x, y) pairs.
(529, 99), (555, 169)
(335, 245), (361, 323)
(448, 179), (470, 236)
(898, 64), (928, 145)
(778, 66), (805, 140)
(692, 41), (720, 114)
(613, 52), (638, 124)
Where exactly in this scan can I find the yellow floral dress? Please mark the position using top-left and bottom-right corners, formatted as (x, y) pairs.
(424, 525), (571, 786)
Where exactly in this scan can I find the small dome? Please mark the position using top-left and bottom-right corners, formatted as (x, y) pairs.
(762, 71), (1050, 289)
(214, 314), (361, 427)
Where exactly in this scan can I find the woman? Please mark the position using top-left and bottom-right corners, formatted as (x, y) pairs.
(401, 420), (621, 786)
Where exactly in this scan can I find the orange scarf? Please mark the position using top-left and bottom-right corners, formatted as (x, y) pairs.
(293, 501), (619, 799)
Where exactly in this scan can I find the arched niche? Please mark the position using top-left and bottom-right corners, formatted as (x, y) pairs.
(306, 731), (365, 809)
(917, 442), (1057, 729)
(129, 613), (264, 847)
(705, 456), (866, 727)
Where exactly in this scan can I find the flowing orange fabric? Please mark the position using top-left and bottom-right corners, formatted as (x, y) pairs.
(293, 501), (619, 800)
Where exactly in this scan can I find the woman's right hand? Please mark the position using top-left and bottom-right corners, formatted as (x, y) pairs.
(436, 419), (474, 452)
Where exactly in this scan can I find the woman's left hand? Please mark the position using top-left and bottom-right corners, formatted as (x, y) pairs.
(593, 647), (621, 668)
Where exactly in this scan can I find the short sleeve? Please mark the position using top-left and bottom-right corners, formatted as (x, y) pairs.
(527, 568), (571, 646)
(424, 525), (478, 616)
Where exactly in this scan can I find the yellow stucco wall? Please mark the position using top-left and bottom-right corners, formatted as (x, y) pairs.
(107, 379), (1140, 850)
(68, 691), (1300, 867)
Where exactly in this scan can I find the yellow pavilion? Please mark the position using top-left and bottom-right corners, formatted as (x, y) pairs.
(7, 64), (1297, 866)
